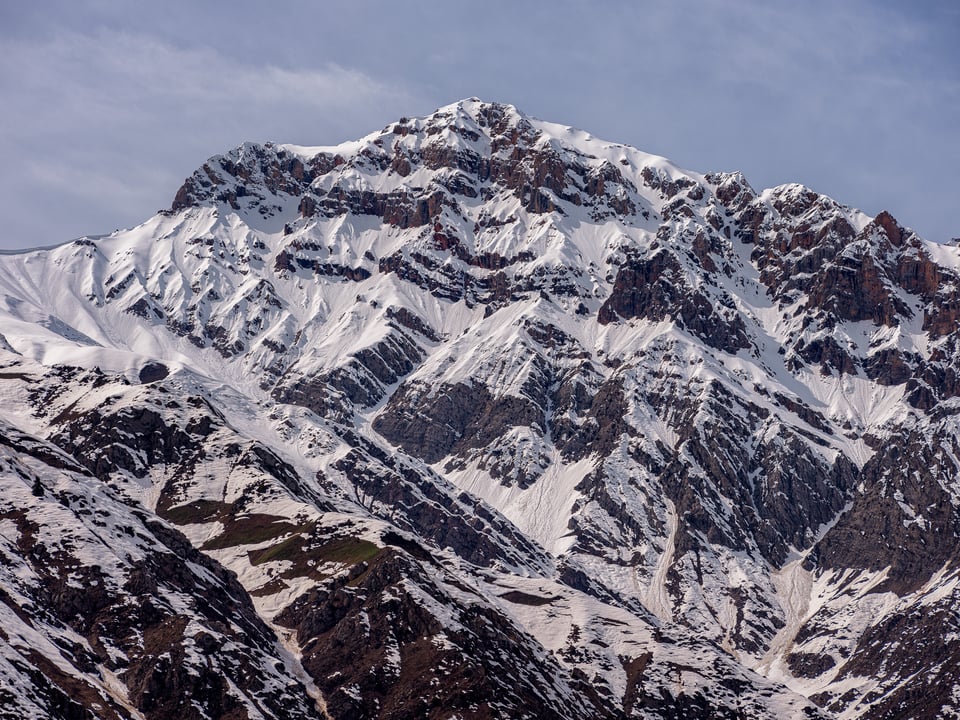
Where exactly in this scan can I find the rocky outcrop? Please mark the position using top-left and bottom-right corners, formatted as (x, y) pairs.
(276, 549), (611, 720)
(374, 381), (541, 465)
(171, 142), (333, 215)
(812, 428), (960, 595)
(598, 248), (750, 353)
(328, 430), (550, 571)
(274, 329), (424, 418)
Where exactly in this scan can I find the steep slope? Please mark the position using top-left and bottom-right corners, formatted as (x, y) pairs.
(0, 411), (321, 720)
(1, 98), (959, 719)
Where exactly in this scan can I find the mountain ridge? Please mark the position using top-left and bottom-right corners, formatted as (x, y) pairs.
(1, 98), (959, 719)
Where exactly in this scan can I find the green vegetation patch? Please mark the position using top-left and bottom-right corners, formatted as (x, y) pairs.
(162, 499), (230, 525)
(248, 533), (306, 565)
(246, 534), (382, 587)
(201, 513), (298, 550)
(315, 537), (380, 565)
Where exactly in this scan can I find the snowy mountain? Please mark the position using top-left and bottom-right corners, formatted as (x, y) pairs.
(2, 98), (960, 719)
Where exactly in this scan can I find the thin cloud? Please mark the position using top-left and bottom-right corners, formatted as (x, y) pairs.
(0, 29), (425, 247)
(0, 2), (956, 248)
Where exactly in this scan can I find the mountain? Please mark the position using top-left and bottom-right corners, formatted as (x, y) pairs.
(1, 98), (959, 719)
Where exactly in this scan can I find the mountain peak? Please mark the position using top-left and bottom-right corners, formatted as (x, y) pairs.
(5, 101), (960, 720)
(873, 208), (906, 246)
(435, 96), (525, 119)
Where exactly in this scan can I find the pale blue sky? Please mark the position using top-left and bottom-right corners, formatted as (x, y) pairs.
(1, 1), (957, 249)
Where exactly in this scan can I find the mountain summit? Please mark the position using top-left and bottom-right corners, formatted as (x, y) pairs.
(1, 99), (959, 719)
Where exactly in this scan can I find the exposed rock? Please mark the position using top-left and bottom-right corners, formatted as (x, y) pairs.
(811, 428), (960, 595)
(598, 248), (750, 353)
(276, 550), (612, 720)
(0, 422), (318, 720)
(374, 381), (541, 466)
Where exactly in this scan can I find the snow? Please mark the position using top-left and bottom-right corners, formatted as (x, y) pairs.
(755, 557), (813, 680)
(274, 627), (333, 719)
(446, 454), (591, 557)
(638, 498), (676, 623)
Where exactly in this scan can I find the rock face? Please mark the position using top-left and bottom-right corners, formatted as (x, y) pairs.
(0, 98), (959, 719)
(0, 421), (318, 720)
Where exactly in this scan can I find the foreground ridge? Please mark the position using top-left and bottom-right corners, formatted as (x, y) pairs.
(1, 98), (959, 719)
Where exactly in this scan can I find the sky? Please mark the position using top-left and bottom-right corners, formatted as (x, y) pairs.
(0, 1), (957, 250)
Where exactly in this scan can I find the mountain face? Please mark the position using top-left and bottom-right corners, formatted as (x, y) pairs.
(1, 98), (959, 719)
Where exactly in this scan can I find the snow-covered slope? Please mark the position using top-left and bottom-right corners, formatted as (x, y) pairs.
(2, 98), (959, 719)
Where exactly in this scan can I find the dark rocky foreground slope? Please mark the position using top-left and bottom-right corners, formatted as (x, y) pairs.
(1, 99), (959, 719)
